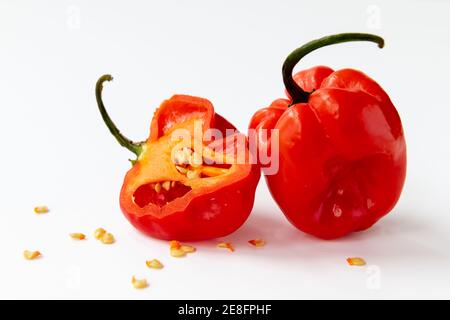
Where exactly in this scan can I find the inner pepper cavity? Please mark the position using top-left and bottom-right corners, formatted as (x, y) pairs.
(132, 146), (231, 208)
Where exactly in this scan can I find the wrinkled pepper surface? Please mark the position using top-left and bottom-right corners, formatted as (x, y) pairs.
(249, 33), (407, 239)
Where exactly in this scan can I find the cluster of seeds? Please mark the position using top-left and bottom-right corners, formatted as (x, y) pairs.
(172, 147), (227, 179)
(94, 228), (115, 244)
(150, 180), (179, 194)
(173, 147), (202, 179)
(169, 240), (196, 257)
(26, 204), (367, 291)
(131, 240), (198, 289)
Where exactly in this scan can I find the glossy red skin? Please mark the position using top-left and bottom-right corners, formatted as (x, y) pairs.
(124, 169), (260, 241)
(249, 66), (406, 239)
(120, 95), (260, 241)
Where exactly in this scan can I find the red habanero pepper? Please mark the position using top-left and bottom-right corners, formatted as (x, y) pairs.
(96, 75), (260, 241)
(249, 33), (407, 239)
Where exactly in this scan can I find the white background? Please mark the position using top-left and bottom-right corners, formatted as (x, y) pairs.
(1, 0), (450, 299)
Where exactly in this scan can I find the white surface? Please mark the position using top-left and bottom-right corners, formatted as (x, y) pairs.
(1, 0), (450, 299)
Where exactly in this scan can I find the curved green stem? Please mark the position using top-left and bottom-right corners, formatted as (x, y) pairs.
(282, 33), (384, 104)
(95, 74), (144, 156)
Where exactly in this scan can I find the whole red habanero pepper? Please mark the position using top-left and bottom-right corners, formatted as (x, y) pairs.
(96, 75), (259, 241)
(249, 33), (406, 239)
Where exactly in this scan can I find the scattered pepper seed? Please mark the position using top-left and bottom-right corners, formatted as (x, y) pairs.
(23, 250), (41, 260)
(94, 228), (106, 240)
(217, 242), (234, 252)
(170, 240), (181, 249)
(346, 257), (366, 266)
(170, 240), (185, 257)
(131, 276), (148, 289)
(175, 165), (188, 174)
(93, 228), (114, 244)
(146, 259), (164, 269)
(180, 245), (196, 253)
(100, 232), (115, 244)
(34, 206), (49, 214)
(248, 239), (266, 247)
(162, 181), (171, 191)
(70, 233), (86, 240)
(170, 248), (186, 257)
(170, 240), (196, 257)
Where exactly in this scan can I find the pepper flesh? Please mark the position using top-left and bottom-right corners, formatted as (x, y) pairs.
(249, 33), (406, 239)
(96, 77), (260, 241)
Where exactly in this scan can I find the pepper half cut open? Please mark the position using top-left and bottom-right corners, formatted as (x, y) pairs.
(96, 75), (260, 241)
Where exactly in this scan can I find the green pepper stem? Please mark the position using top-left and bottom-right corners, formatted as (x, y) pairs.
(282, 33), (384, 104)
(95, 74), (144, 156)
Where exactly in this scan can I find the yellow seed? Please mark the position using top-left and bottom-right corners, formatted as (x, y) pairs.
(346, 257), (366, 266)
(101, 232), (115, 244)
(162, 181), (171, 191)
(176, 165), (188, 174)
(171, 181), (177, 188)
(183, 147), (193, 158)
(146, 259), (164, 269)
(23, 250), (41, 260)
(169, 240), (196, 257)
(169, 240), (181, 249)
(173, 148), (188, 164)
(154, 183), (162, 193)
(248, 239), (266, 247)
(34, 206), (49, 214)
(186, 170), (201, 179)
(190, 152), (203, 168)
(180, 245), (196, 253)
(217, 242), (234, 252)
(132, 276), (148, 289)
(172, 149), (183, 164)
(170, 248), (186, 257)
(94, 228), (106, 240)
(70, 233), (86, 240)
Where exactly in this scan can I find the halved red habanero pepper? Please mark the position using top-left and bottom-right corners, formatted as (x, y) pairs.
(249, 33), (407, 239)
(96, 75), (259, 241)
